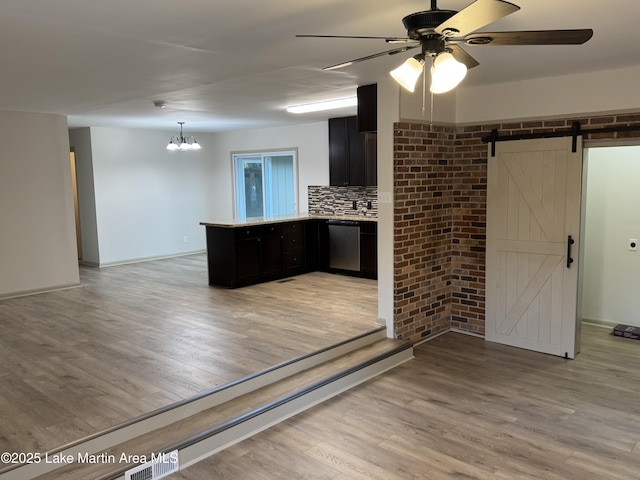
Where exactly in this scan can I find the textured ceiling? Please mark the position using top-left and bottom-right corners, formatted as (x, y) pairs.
(0, 0), (636, 132)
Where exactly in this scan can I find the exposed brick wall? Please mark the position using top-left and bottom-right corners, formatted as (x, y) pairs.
(393, 123), (455, 342)
(450, 125), (488, 335)
(393, 113), (640, 343)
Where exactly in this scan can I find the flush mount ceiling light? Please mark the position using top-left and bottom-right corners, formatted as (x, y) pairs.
(286, 96), (357, 114)
(166, 122), (201, 151)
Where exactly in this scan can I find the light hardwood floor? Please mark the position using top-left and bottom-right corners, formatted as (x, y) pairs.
(169, 323), (640, 480)
(0, 254), (378, 455)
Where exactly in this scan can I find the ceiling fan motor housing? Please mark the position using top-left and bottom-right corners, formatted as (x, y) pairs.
(402, 10), (457, 39)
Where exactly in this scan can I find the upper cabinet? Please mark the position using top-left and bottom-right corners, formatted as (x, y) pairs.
(357, 83), (377, 133)
(329, 116), (377, 187)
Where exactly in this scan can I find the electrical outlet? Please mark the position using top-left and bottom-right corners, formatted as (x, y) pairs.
(630, 239), (637, 251)
(183, 236), (189, 243)
(378, 191), (392, 204)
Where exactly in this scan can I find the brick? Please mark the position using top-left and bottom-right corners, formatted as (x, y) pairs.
(393, 113), (640, 341)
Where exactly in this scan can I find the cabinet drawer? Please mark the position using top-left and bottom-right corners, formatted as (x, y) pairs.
(283, 233), (303, 252)
(234, 226), (261, 240)
(282, 221), (303, 234)
(284, 251), (304, 270)
(261, 224), (282, 237)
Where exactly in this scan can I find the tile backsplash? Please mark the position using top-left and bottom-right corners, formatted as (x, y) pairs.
(308, 185), (377, 217)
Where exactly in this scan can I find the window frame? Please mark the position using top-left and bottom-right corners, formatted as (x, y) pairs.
(231, 148), (299, 219)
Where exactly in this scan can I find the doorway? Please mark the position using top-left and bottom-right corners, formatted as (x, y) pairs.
(70, 150), (82, 262)
(580, 144), (640, 331)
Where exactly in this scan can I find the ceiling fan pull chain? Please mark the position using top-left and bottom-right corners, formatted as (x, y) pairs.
(430, 90), (434, 126)
(422, 62), (427, 117)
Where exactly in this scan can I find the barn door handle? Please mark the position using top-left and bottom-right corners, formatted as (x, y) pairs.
(567, 235), (575, 268)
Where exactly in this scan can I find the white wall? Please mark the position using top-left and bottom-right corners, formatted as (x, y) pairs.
(81, 127), (211, 265)
(377, 78), (401, 335)
(0, 111), (79, 297)
(455, 65), (640, 124)
(208, 121), (329, 219)
(68, 122), (329, 266)
(401, 86), (457, 125)
(582, 145), (640, 326)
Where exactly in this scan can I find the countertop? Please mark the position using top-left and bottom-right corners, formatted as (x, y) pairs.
(200, 213), (377, 228)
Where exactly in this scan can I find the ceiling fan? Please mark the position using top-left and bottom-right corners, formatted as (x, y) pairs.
(297, 0), (593, 94)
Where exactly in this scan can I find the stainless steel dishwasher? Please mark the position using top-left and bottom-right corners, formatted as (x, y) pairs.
(327, 219), (360, 272)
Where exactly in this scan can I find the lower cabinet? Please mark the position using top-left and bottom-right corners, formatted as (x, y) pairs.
(360, 221), (377, 279)
(204, 218), (377, 288)
(314, 219), (377, 280)
(205, 221), (306, 288)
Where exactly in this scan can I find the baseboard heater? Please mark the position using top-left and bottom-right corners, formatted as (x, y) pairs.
(613, 324), (640, 340)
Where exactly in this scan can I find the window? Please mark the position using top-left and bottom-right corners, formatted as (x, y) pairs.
(233, 149), (298, 219)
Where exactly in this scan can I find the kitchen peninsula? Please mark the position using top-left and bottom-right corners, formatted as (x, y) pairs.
(200, 213), (377, 288)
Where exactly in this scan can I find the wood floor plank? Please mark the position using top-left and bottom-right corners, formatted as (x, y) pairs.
(170, 324), (640, 480)
(0, 254), (378, 455)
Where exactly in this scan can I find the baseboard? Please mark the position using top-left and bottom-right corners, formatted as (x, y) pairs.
(0, 282), (82, 301)
(581, 317), (621, 329)
(450, 327), (485, 339)
(95, 250), (206, 268)
(412, 327), (485, 347)
(413, 328), (451, 347)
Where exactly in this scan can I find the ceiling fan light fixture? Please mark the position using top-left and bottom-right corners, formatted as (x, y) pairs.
(429, 52), (467, 94)
(390, 54), (425, 93)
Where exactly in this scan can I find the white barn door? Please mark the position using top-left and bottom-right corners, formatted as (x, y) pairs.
(486, 137), (582, 358)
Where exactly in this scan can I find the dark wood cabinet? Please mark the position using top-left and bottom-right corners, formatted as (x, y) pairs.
(364, 132), (377, 187)
(360, 221), (377, 279)
(234, 226), (263, 282)
(282, 221), (304, 272)
(329, 116), (352, 187)
(357, 83), (377, 133)
(204, 220), (307, 288)
(260, 224), (283, 276)
(329, 116), (376, 187)
(204, 218), (377, 288)
(235, 238), (262, 282)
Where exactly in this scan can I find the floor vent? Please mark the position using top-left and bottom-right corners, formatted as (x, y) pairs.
(124, 451), (179, 480)
(277, 278), (296, 283)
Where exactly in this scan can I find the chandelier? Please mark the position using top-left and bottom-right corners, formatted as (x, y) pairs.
(166, 122), (201, 151)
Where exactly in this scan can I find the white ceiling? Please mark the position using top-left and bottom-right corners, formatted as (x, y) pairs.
(1, 0), (637, 132)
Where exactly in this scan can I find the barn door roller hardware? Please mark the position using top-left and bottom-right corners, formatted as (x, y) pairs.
(486, 121), (640, 157)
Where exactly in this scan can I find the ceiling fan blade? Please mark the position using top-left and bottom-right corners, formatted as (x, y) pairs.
(447, 44), (480, 69)
(322, 45), (420, 71)
(435, 0), (520, 38)
(296, 34), (412, 43)
(464, 29), (594, 46)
